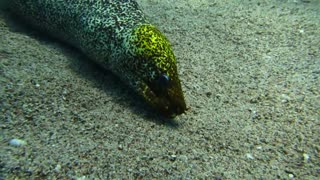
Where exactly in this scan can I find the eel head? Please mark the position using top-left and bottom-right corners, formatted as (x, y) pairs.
(126, 24), (186, 118)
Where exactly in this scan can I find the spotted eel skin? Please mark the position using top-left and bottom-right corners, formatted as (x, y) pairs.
(6, 0), (186, 117)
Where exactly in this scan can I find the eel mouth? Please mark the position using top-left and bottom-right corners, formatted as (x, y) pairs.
(159, 93), (186, 118)
(143, 80), (187, 118)
(148, 92), (186, 118)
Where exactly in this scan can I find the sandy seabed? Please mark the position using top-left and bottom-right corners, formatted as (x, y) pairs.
(0, 0), (319, 179)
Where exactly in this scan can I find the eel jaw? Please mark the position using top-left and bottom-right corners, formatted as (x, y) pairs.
(140, 74), (186, 118)
(141, 80), (186, 118)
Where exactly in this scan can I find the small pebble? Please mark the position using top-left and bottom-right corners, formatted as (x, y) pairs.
(288, 173), (294, 179)
(246, 153), (254, 160)
(303, 153), (310, 162)
(9, 138), (27, 146)
(281, 94), (291, 103)
(169, 154), (177, 161)
(118, 144), (123, 150)
(54, 164), (61, 172)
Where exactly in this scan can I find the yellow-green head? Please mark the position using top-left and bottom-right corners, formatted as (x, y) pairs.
(127, 24), (186, 117)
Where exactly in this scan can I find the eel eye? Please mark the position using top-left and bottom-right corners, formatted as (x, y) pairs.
(151, 74), (170, 97)
(158, 74), (170, 89)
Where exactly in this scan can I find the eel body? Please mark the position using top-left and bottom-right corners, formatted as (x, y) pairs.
(6, 0), (186, 117)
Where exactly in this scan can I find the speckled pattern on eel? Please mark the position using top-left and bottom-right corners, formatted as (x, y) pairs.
(7, 0), (186, 117)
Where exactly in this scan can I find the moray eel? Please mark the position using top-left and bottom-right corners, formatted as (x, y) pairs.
(3, 0), (186, 117)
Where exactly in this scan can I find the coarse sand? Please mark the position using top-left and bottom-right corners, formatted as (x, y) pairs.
(0, 0), (319, 179)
